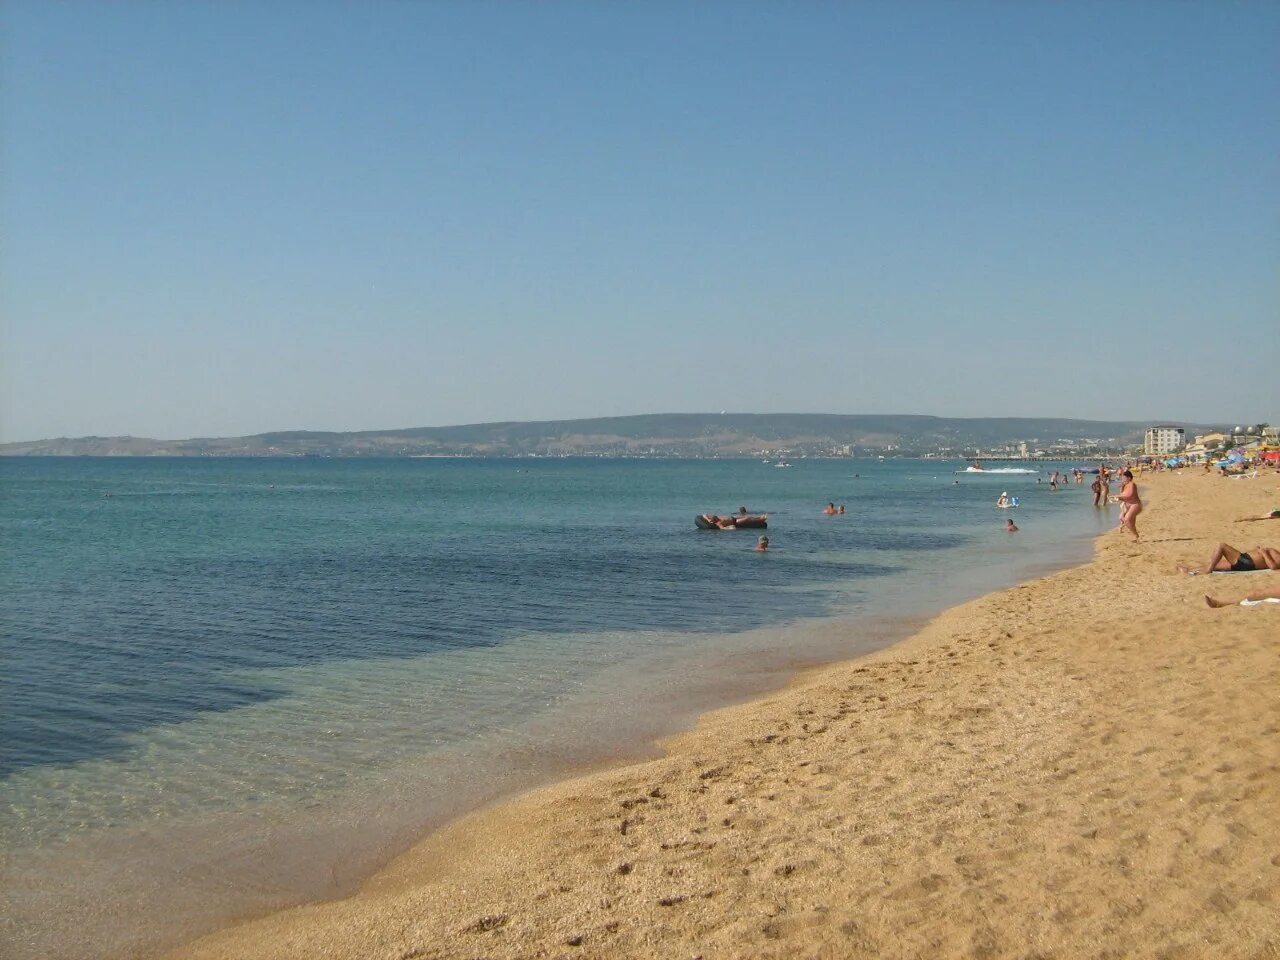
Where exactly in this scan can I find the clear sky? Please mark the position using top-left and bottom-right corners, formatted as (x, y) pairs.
(2, 1), (1276, 441)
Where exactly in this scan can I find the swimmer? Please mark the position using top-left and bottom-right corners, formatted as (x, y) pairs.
(1005, 518), (1018, 533)
(996, 492), (1010, 508)
(755, 536), (770, 552)
(823, 502), (838, 515)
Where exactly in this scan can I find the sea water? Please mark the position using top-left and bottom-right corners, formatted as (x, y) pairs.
(0, 457), (1113, 958)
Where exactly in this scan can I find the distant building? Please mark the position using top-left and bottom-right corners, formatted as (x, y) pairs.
(1144, 425), (1185, 456)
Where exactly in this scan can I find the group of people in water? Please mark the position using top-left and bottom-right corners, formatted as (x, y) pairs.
(707, 459), (1276, 578)
(996, 464), (1143, 540)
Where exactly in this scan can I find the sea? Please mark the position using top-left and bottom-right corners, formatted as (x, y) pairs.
(0, 456), (1114, 959)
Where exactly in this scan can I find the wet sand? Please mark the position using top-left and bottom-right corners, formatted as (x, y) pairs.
(170, 470), (1280, 960)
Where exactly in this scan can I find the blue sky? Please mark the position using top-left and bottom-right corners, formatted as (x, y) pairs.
(2, 1), (1276, 441)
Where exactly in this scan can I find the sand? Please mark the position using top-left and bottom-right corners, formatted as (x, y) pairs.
(169, 470), (1280, 960)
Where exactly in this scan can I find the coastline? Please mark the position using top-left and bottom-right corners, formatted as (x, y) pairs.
(2, 459), (1103, 960)
(167, 469), (1280, 959)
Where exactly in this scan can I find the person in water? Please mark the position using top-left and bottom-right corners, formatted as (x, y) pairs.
(996, 492), (1010, 508)
(701, 514), (737, 529)
(838, 504), (846, 514)
(823, 502), (838, 515)
(1177, 543), (1280, 575)
(1090, 475), (1105, 506)
(1116, 469), (1141, 540)
(755, 536), (770, 552)
(1005, 518), (1018, 533)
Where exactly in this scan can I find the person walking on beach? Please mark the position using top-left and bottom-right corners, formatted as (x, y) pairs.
(1116, 469), (1142, 541)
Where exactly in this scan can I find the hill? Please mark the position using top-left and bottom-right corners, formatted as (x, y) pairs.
(0, 414), (1212, 458)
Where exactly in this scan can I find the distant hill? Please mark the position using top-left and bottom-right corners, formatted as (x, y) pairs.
(0, 414), (1218, 458)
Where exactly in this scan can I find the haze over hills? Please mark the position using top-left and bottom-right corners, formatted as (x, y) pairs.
(0, 414), (1215, 458)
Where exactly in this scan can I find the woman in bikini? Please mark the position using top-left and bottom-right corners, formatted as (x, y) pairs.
(1116, 469), (1142, 541)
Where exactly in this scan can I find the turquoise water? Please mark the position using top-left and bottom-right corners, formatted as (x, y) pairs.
(0, 457), (1111, 958)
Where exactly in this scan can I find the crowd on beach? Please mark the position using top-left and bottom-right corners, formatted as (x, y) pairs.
(1011, 456), (1280, 608)
(1133, 453), (1280, 608)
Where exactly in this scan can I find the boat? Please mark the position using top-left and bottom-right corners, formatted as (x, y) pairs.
(695, 514), (768, 530)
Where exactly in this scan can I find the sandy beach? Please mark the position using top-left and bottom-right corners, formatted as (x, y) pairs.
(169, 469), (1279, 960)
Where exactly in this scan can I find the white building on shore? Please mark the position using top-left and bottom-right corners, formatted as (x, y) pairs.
(1144, 425), (1185, 456)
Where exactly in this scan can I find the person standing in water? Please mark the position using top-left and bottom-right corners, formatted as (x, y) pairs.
(755, 536), (770, 552)
(1117, 469), (1142, 541)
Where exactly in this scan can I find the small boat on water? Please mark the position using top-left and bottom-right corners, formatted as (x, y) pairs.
(696, 513), (768, 530)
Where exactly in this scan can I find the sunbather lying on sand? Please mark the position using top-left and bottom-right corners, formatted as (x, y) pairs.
(1205, 586), (1280, 608)
(1177, 543), (1280, 575)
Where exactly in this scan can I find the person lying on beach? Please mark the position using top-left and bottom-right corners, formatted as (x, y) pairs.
(1177, 543), (1280, 575)
(1235, 510), (1280, 522)
(1204, 586), (1280, 608)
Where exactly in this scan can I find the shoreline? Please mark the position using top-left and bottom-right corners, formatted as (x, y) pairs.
(165, 470), (1280, 959)
(2, 483), (1100, 960)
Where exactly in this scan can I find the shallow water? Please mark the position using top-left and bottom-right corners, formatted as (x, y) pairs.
(0, 457), (1111, 958)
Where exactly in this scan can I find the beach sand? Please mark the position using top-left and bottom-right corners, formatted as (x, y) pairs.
(170, 470), (1280, 960)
